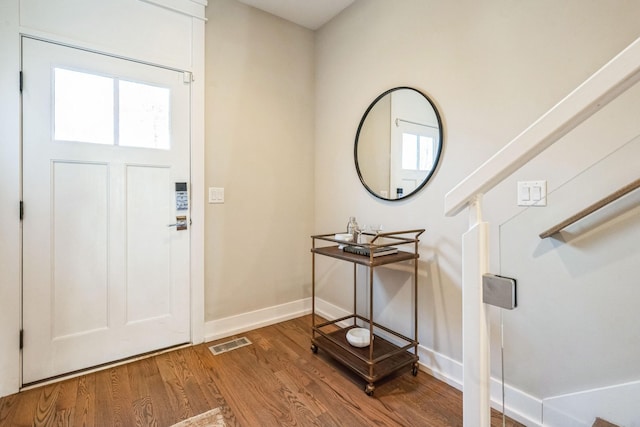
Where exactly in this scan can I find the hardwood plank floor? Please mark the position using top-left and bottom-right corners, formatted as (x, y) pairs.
(0, 315), (523, 426)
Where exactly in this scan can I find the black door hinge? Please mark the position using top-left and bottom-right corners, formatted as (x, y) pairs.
(20, 201), (23, 220)
(19, 330), (23, 350)
(19, 71), (23, 92)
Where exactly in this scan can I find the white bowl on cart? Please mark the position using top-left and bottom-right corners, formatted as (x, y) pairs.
(346, 327), (372, 347)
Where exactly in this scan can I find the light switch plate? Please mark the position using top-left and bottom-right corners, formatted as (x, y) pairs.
(208, 187), (224, 204)
(517, 180), (547, 206)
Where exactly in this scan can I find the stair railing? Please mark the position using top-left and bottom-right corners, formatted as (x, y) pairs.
(539, 177), (640, 239)
(444, 36), (640, 427)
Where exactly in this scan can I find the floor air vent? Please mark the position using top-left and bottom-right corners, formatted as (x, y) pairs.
(209, 337), (252, 355)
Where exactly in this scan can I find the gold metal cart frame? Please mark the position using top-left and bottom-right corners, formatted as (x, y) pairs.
(310, 229), (424, 396)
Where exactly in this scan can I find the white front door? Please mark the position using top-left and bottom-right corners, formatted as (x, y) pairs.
(22, 38), (191, 384)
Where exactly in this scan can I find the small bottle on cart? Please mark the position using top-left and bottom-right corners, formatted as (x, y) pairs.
(347, 216), (360, 243)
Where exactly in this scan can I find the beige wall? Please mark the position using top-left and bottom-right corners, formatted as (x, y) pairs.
(204, 0), (315, 320)
(314, 0), (640, 381)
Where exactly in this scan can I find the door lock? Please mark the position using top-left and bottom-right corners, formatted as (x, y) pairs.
(168, 215), (187, 230)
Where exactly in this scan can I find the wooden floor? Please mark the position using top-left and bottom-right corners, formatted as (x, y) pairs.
(0, 315), (523, 426)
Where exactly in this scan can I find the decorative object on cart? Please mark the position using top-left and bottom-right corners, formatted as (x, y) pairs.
(310, 229), (425, 396)
(343, 244), (398, 257)
(354, 87), (443, 201)
(333, 232), (353, 249)
(346, 216), (360, 243)
(365, 223), (383, 234)
(346, 327), (373, 348)
(334, 233), (353, 241)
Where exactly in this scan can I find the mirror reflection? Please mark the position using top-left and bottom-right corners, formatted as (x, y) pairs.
(355, 87), (443, 201)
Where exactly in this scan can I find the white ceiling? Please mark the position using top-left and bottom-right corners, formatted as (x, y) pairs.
(236, 0), (355, 30)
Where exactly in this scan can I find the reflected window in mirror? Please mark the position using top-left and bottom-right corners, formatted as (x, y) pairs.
(355, 87), (443, 201)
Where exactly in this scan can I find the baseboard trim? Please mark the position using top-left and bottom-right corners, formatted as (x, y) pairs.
(204, 298), (543, 425)
(416, 341), (542, 426)
(204, 298), (312, 342)
(542, 379), (640, 426)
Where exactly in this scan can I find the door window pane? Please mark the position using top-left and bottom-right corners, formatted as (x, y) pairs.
(402, 133), (418, 170)
(119, 80), (170, 150)
(53, 68), (171, 150)
(54, 68), (114, 144)
(402, 133), (436, 171)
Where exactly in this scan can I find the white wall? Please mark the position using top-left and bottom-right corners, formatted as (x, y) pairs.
(0, 0), (205, 398)
(499, 133), (640, 403)
(314, 0), (640, 411)
(204, 0), (315, 322)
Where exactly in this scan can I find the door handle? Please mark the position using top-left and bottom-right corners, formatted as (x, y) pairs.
(168, 216), (187, 230)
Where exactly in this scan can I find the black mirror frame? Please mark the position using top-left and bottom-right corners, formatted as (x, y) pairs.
(354, 86), (443, 201)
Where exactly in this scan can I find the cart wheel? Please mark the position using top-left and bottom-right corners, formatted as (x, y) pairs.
(412, 363), (419, 376)
(310, 344), (318, 353)
(365, 384), (375, 396)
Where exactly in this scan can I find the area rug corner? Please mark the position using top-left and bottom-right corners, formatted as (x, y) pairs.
(170, 407), (226, 427)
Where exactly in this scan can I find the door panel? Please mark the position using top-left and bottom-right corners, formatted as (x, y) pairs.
(52, 161), (110, 338)
(22, 37), (191, 383)
(126, 165), (172, 323)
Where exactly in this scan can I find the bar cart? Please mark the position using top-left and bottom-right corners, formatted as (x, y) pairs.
(310, 229), (424, 396)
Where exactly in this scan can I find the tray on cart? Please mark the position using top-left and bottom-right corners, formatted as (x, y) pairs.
(311, 326), (418, 383)
(311, 245), (417, 266)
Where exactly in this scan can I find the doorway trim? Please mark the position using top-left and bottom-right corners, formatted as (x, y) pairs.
(0, 0), (21, 398)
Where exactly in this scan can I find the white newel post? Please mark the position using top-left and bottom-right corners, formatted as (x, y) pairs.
(462, 194), (490, 427)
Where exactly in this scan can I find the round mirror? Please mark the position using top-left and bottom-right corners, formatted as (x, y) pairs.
(355, 87), (443, 201)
